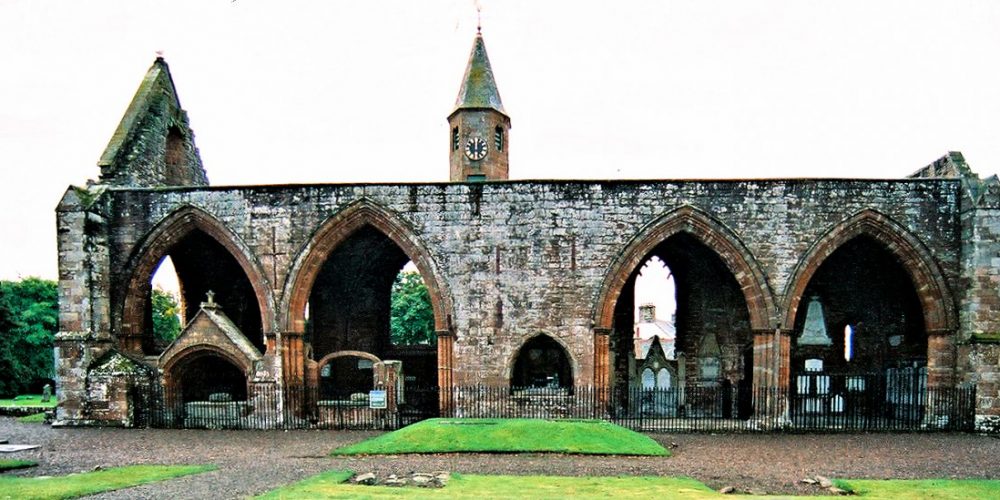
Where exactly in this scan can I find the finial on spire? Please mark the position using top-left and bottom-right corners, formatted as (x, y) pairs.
(476, 1), (482, 34)
(155, 49), (164, 59)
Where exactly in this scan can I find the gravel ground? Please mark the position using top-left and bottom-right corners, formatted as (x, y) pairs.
(1, 417), (999, 498)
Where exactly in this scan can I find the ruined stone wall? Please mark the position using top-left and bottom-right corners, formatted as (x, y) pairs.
(957, 201), (1000, 427)
(91, 179), (962, 387)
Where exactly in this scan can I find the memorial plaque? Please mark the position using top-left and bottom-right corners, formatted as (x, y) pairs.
(805, 358), (824, 372)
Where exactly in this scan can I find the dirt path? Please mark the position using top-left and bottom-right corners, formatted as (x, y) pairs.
(2, 417), (998, 498)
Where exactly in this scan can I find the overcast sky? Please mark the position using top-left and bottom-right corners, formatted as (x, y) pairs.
(2, 0), (999, 282)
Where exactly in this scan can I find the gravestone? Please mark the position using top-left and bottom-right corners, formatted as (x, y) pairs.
(799, 296), (833, 346)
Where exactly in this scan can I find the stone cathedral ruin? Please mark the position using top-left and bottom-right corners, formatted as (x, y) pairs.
(54, 32), (1000, 431)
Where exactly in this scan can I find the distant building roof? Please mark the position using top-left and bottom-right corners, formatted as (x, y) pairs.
(635, 304), (676, 360)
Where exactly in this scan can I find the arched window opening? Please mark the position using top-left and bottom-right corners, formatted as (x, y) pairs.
(149, 256), (182, 351)
(511, 335), (573, 391)
(164, 127), (186, 184)
(318, 355), (374, 402)
(494, 126), (504, 151)
(656, 368), (671, 389)
(611, 232), (753, 419)
(792, 235), (924, 374)
(641, 368), (655, 389)
(177, 354), (247, 403)
(452, 127), (460, 151)
(135, 228), (264, 355)
(390, 261), (435, 347)
(634, 256), (677, 357)
(791, 235), (927, 423)
(305, 226), (438, 394)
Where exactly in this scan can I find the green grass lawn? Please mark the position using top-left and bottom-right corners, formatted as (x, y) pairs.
(0, 395), (57, 408)
(17, 412), (47, 423)
(0, 459), (38, 472)
(331, 418), (668, 456)
(258, 473), (1000, 499)
(837, 479), (1000, 499)
(0, 464), (215, 500)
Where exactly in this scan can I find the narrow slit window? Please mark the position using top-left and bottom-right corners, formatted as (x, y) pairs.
(843, 324), (854, 361)
(452, 128), (459, 151)
(494, 126), (504, 151)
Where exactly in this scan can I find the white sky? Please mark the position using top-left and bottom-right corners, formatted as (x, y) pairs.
(2, 1), (999, 281)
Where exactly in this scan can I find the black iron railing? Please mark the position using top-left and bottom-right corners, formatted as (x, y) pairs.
(129, 383), (976, 432)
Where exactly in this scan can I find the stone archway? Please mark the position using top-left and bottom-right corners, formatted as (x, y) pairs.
(592, 206), (775, 397)
(594, 206), (775, 333)
(507, 334), (576, 390)
(783, 209), (958, 392)
(782, 209), (956, 333)
(282, 201), (452, 334)
(314, 350), (383, 400)
(281, 200), (455, 410)
(118, 206), (274, 354)
(161, 345), (252, 403)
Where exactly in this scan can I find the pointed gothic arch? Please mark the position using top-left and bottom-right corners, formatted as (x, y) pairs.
(781, 209), (956, 333)
(281, 200), (453, 335)
(119, 206), (275, 346)
(593, 205), (775, 332)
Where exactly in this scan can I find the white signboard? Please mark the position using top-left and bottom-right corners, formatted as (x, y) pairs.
(369, 390), (387, 409)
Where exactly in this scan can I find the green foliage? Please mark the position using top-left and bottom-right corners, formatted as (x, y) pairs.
(0, 278), (57, 397)
(389, 271), (435, 346)
(0, 459), (38, 472)
(0, 464), (215, 499)
(331, 418), (668, 456)
(151, 288), (181, 345)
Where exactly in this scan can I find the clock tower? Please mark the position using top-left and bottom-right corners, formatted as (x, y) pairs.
(449, 30), (510, 182)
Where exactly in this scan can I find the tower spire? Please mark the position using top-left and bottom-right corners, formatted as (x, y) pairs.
(452, 30), (506, 116)
(447, 29), (511, 182)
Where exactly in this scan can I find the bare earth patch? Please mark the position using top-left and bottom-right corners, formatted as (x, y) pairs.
(1, 417), (997, 499)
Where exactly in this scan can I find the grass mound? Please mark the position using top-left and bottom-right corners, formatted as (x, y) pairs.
(259, 474), (1000, 499)
(331, 418), (668, 456)
(0, 464), (215, 499)
(0, 459), (38, 472)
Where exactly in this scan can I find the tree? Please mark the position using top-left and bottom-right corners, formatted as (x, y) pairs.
(390, 271), (435, 346)
(0, 278), (58, 397)
(151, 288), (181, 346)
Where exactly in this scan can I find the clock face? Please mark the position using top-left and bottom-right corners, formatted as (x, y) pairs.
(464, 137), (488, 160)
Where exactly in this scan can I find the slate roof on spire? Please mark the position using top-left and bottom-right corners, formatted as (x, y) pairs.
(452, 32), (506, 116)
